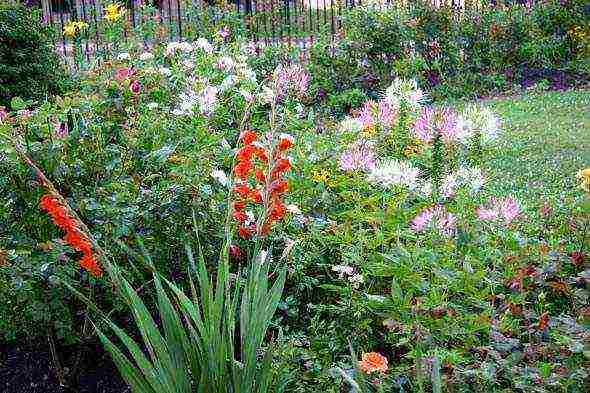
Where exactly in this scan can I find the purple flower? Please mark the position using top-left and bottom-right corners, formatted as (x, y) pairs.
(130, 79), (141, 94)
(53, 121), (69, 139)
(477, 196), (520, 225)
(0, 106), (8, 123)
(358, 101), (376, 130)
(414, 107), (435, 143)
(413, 107), (459, 144)
(218, 26), (230, 40)
(339, 143), (376, 172)
(274, 64), (309, 100)
(378, 100), (397, 128)
(411, 205), (456, 237)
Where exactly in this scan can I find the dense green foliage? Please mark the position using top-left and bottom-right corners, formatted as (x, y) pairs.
(297, 0), (590, 113)
(0, 3), (71, 107)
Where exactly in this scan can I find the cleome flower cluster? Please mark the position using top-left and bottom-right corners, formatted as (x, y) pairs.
(39, 194), (102, 277)
(232, 130), (293, 239)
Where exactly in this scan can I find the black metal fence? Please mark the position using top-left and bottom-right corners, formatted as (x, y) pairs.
(37, 0), (525, 61)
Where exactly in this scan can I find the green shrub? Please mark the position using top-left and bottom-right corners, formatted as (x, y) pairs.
(0, 3), (71, 107)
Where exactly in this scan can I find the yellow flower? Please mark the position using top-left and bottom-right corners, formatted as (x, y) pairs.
(311, 169), (330, 184)
(578, 168), (590, 192)
(403, 144), (420, 157)
(63, 21), (78, 38)
(104, 3), (124, 23)
(361, 124), (376, 137)
(76, 21), (88, 31)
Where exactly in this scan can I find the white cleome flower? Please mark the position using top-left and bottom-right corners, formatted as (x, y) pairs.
(139, 52), (154, 61)
(367, 159), (421, 190)
(211, 169), (229, 187)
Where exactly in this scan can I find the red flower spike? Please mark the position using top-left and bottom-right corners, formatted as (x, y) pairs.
(238, 225), (254, 239)
(278, 134), (294, 151)
(233, 201), (246, 210)
(254, 147), (268, 162)
(240, 130), (257, 145)
(234, 160), (253, 179)
(234, 184), (251, 198)
(232, 210), (248, 223)
(248, 189), (263, 204)
(39, 193), (102, 278)
(269, 200), (286, 221)
(272, 158), (291, 177)
(255, 169), (266, 183)
(236, 145), (255, 162)
(269, 179), (288, 195)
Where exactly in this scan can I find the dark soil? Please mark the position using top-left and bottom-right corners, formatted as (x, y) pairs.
(0, 341), (128, 393)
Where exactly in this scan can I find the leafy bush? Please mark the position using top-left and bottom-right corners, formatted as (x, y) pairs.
(303, 0), (589, 104)
(0, 3), (71, 106)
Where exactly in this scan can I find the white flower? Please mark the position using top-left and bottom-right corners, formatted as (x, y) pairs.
(286, 204), (301, 215)
(220, 138), (231, 150)
(194, 38), (213, 53)
(179, 41), (193, 52)
(217, 56), (236, 71)
(245, 210), (256, 225)
(211, 169), (229, 187)
(220, 75), (237, 91)
(349, 274), (364, 289)
(457, 166), (485, 193)
(147, 102), (159, 110)
(339, 116), (363, 134)
(440, 173), (458, 198)
(117, 52), (130, 60)
(384, 78), (425, 112)
(182, 59), (195, 70)
(367, 159), (421, 190)
(332, 264), (354, 279)
(139, 52), (154, 61)
(260, 86), (275, 104)
(418, 181), (433, 198)
(198, 85), (219, 115)
(158, 67), (172, 77)
(459, 105), (502, 144)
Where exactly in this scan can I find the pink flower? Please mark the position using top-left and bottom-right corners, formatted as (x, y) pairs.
(114, 67), (134, 81)
(0, 106), (8, 123)
(499, 196), (520, 224)
(476, 206), (498, 221)
(477, 196), (520, 225)
(130, 79), (141, 94)
(339, 142), (376, 172)
(358, 101), (376, 130)
(414, 107), (435, 143)
(411, 205), (456, 237)
(218, 26), (230, 40)
(378, 100), (397, 128)
(413, 107), (459, 144)
(53, 121), (69, 139)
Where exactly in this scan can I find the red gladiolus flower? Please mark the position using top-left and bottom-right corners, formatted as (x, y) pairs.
(238, 225), (254, 239)
(240, 130), (257, 145)
(236, 145), (255, 162)
(234, 184), (251, 198)
(229, 244), (243, 260)
(79, 254), (102, 278)
(39, 194), (102, 277)
(269, 200), (286, 221)
(269, 179), (288, 195)
(234, 160), (253, 179)
(234, 200), (246, 210)
(248, 189), (263, 204)
(272, 158), (291, 177)
(278, 133), (294, 151)
(254, 147), (268, 162)
(233, 210), (247, 222)
(255, 169), (266, 183)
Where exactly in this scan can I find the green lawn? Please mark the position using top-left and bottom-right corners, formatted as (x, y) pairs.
(481, 90), (590, 212)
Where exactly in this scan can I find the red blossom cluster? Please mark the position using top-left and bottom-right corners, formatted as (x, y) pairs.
(232, 130), (294, 238)
(39, 194), (102, 277)
(114, 67), (141, 94)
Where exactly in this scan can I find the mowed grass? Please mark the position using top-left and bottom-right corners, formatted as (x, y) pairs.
(481, 90), (590, 213)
